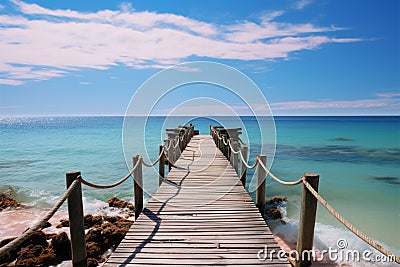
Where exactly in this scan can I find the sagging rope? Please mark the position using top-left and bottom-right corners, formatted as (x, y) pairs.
(141, 147), (165, 167)
(81, 146), (167, 189)
(239, 152), (258, 169)
(303, 179), (400, 264)
(228, 139), (241, 154)
(258, 159), (303, 186)
(0, 179), (80, 258)
(80, 157), (141, 189)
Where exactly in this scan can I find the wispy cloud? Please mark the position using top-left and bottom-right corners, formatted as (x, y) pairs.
(79, 81), (93, 85)
(270, 93), (400, 112)
(0, 0), (361, 85)
(295, 0), (313, 10)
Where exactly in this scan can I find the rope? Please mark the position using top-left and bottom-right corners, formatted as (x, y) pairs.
(222, 136), (228, 146)
(164, 140), (172, 151)
(302, 179), (400, 264)
(173, 138), (180, 149)
(0, 179), (80, 258)
(228, 139), (241, 154)
(257, 158), (303, 186)
(239, 151), (258, 169)
(80, 158), (141, 189)
(142, 147), (165, 167)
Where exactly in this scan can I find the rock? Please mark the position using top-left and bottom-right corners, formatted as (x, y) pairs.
(37, 247), (60, 266)
(46, 233), (57, 240)
(22, 230), (48, 248)
(265, 207), (282, 220)
(15, 244), (60, 267)
(0, 231), (47, 265)
(267, 196), (287, 205)
(107, 196), (134, 210)
(86, 241), (102, 259)
(0, 194), (21, 211)
(15, 244), (44, 266)
(50, 232), (71, 261)
(103, 215), (121, 224)
(84, 214), (103, 229)
(102, 222), (126, 248)
(56, 218), (69, 228)
(87, 257), (99, 267)
(86, 227), (107, 252)
(84, 217), (133, 261)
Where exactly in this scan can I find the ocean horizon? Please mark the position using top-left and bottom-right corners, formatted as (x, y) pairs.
(1, 115), (399, 266)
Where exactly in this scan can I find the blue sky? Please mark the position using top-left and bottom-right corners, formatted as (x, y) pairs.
(0, 0), (399, 116)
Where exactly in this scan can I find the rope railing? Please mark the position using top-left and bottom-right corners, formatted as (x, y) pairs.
(0, 179), (80, 258)
(141, 147), (165, 167)
(80, 159), (141, 189)
(227, 139), (241, 154)
(303, 179), (400, 264)
(257, 159), (304, 186)
(210, 125), (400, 265)
(239, 152), (258, 169)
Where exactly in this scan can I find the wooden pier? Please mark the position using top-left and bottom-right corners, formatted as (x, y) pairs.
(104, 135), (290, 266)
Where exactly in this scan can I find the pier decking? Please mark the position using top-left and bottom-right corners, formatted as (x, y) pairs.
(104, 135), (290, 266)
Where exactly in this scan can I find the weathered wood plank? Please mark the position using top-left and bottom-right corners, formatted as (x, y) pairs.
(103, 135), (289, 266)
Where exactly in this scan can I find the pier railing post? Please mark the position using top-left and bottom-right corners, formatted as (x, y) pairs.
(296, 173), (319, 267)
(166, 139), (172, 171)
(256, 155), (267, 215)
(66, 171), (87, 267)
(158, 145), (164, 186)
(133, 155), (143, 220)
(240, 146), (248, 187)
(222, 135), (228, 158)
(231, 140), (239, 174)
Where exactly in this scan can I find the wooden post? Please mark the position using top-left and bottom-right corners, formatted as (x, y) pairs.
(232, 141), (239, 174)
(222, 135), (228, 158)
(158, 145), (164, 186)
(240, 146), (248, 187)
(166, 139), (172, 171)
(133, 156), (143, 220)
(227, 139), (231, 160)
(66, 171), (87, 267)
(256, 155), (266, 215)
(296, 173), (319, 267)
(171, 139), (176, 164)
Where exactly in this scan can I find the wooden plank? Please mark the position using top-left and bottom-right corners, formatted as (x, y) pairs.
(103, 135), (289, 266)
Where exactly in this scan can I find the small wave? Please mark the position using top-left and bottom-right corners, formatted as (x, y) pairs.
(271, 219), (399, 266)
(0, 185), (59, 209)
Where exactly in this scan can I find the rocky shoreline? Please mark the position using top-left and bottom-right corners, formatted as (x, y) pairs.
(0, 196), (134, 267)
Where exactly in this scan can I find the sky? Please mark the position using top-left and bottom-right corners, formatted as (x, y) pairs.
(0, 0), (399, 116)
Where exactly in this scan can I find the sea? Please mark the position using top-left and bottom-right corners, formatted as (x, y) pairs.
(0, 116), (399, 266)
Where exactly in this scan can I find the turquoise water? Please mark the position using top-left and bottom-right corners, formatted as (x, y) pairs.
(0, 116), (399, 262)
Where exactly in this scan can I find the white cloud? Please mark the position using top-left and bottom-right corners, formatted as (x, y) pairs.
(270, 93), (400, 111)
(79, 81), (92, 85)
(296, 0), (313, 10)
(0, 0), (361, 85)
